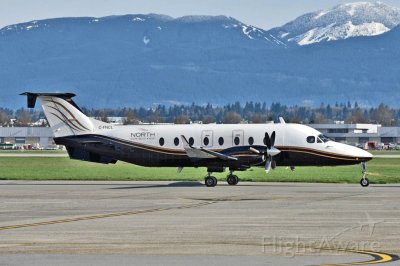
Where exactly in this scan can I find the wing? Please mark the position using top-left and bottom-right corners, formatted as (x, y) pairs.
(180, 135), (237, 161)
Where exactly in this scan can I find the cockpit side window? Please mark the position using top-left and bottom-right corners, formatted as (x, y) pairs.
(306, 136), (315, 143)
(318, 134), (330, 143)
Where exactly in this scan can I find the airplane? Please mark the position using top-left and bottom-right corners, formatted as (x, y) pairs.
(21, 92), (373, 187)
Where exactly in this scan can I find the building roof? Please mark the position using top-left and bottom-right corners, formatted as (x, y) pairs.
(309, 123), (380, 133)
(310, 123), (380, 128)
(378, 127), (400, 137)
(0, 127), (53, 137)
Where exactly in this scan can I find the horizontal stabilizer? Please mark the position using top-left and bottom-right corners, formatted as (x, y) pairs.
(20, 92), (81, 111)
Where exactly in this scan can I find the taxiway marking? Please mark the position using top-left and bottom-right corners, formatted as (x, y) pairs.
(0, 200), (215, 231)
(319, 248), (399, 265)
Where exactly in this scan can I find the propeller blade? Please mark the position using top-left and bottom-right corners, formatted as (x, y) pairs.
(270, 131), (276, 147)
(265, 155), (272, 173)
(264, 132), (271, 149)
(271, 159), (276, 170)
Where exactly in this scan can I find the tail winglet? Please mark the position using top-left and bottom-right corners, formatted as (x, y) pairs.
(20, 92), (81, 112)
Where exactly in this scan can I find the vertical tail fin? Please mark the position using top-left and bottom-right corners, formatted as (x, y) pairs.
(21, 92), (94, 137)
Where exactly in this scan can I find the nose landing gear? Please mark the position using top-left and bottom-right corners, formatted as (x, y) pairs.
(360, 162), (369, 187)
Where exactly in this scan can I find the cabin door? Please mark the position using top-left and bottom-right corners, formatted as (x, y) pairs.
(232, 130), (244, 146)
(201, 130), (213, 147)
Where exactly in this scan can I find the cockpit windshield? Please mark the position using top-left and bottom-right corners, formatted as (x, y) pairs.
(318, 134), (330, 143)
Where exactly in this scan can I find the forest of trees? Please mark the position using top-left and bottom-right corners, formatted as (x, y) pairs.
(1, 101), (399, 127)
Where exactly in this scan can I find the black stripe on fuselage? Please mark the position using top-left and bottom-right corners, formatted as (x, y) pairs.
(68, 135), (366, 160)
(54, 134), (371, 168)
(276, 146), (369, 161)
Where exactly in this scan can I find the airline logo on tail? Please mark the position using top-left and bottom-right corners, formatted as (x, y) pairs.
(42, 97), (91, 132)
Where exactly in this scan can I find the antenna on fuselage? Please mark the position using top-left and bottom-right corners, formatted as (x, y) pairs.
(279, 117), (286, 124)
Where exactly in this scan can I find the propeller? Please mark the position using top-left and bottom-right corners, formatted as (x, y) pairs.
(250, 131), (280, 173)
(264, 131), (275, 149)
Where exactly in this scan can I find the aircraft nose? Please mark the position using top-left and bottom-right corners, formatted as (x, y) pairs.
(361, 149), (373, 162)
(356, 147), (373, 162)
(335, 142), (374, 162)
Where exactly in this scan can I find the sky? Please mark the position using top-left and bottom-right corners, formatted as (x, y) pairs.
(1, 0), (400, 30)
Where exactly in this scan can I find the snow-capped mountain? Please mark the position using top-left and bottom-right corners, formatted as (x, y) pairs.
(1, 12), (400, 108)
(0, 14), (284, 47)
(0, 15), (285, 108)
(268, 1), (400, 45)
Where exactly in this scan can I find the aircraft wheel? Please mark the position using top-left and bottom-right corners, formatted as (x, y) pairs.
(205, 176), (217, 187)
(360, 177), (369, 187)
(227, 174), (239, 185)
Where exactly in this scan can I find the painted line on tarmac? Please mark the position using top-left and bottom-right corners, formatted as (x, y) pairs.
(319, 248), (399, 266)
(0, 201), (215, 231)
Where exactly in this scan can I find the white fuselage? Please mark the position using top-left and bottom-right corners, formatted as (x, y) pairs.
(96, 122), (373, 161)
(35, 94), (373, 168)
(21, 93), (375, 186)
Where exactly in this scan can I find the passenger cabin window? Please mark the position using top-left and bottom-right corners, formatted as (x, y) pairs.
(189, 137), (194, 146)
(306, 136), (315, 143)
(248, 137), (254, 145)
(218, 137), (224, 146)
(174, 137), (179, 146)
(203, 137), (209, 146)
(234, 136), (240, 146)
(159, 137), (165, 146)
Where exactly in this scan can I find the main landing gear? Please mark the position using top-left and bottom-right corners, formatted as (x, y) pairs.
(204, 171), (240, 187)
(227, 172), (239, 185)
(360, 162), (369, 187)
(205, 173), (218, 187)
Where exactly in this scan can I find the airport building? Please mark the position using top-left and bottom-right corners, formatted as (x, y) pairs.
(309, 123), (399, 147)
(0, 127), (55, 149)
(0, 123), (399, 149)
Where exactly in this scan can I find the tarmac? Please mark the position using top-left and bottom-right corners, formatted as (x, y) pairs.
(0, 181), (399, 266)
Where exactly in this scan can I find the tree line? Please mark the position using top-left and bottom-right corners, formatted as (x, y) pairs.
(1, 101), (399, 127)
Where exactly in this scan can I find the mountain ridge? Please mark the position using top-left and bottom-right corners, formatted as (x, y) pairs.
(267, 1), (400, 45)
(0, 6), (399, 109)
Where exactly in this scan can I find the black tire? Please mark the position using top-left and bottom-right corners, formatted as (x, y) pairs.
(227, 174), (239, 185)
(360, 177), (369, 187)
(205, 176), (217, 187)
